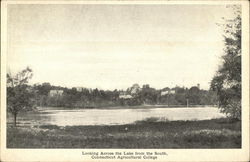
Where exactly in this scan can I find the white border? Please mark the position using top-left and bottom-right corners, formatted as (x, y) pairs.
(1, 1), (249, 161)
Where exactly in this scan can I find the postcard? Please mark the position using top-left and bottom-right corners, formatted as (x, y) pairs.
(1, 0), (249, 161)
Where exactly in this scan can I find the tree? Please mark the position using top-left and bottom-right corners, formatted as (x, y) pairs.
(36, 82), (51, 96)
(7, 67), (34, 126)
(138, 85), (158, 105)
(210, 6), (241, 120)
(187, 86), (201, 105)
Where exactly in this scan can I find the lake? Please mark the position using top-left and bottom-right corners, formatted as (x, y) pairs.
(14, 106), (226, 126)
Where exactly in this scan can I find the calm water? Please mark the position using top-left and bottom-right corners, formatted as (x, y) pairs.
(15, 107), (226, 126)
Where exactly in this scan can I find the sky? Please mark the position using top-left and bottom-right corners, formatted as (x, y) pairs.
(7, 4), (236, 90)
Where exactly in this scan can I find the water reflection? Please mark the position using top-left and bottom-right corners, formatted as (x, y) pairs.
(15, 107), (225, 126)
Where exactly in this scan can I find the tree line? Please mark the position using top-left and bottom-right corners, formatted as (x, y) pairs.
(30, 83), (217, 108)
(6, 68), (218, 126)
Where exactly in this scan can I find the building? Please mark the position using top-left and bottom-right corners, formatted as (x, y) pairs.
(75, 87), (84, 92)
(119, 92), (133, 99)
(49, 90), (63, 97)
(160, 89), (175, 96)
(170, 90), (175, 94)
(161, 91), (168, 96)
(119, 94), (133, 99)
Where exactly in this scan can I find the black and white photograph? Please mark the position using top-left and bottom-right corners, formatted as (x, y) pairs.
(1, 0), (249, 161)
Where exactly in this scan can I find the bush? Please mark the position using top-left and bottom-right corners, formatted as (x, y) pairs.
(39, 125), (60, 130)
(220, 99), (241, 120)
(134, 117), (169, 124)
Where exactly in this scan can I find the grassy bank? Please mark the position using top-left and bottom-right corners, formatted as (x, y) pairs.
(7, 118), (241, 148)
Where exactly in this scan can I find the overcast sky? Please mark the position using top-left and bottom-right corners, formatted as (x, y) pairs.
(7, 4), (236, 90)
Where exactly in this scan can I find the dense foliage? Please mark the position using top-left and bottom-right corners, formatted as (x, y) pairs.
(210, 7), (241, 120)
(30, 83), (217, 108)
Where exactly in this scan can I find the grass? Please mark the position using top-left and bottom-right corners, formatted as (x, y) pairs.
(7, 118), (241, 148)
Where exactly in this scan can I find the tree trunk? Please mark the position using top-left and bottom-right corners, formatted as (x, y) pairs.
(14, 113), (17, 127)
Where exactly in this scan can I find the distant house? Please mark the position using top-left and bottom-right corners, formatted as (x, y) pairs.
(49, 90), (63, 97)
(161, 89), (175, 96)
(161, 91), (168, 96)
(119, 92), (132, 99)
(119, 94), (133, 99)
(170, 90), (175, 94)
(75, 87), (84, 92)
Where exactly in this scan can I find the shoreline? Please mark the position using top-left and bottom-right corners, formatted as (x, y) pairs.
(36, 105), (218, 110)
